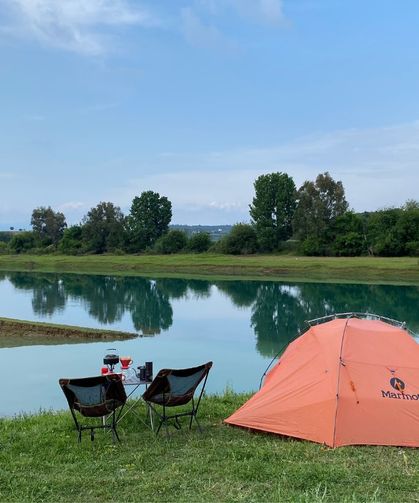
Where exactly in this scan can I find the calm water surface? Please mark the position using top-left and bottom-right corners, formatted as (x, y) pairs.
(0, 271), (418, 416)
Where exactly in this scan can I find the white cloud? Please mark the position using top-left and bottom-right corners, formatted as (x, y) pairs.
(111, 120), (419, 224)
(1, 0), (285, 54)
(58, 201), (85, 211)
(2, 0), (156, 55)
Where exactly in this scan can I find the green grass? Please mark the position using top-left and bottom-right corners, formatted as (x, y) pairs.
(0, 254), (418, 284)
(1, 394), (418, 502)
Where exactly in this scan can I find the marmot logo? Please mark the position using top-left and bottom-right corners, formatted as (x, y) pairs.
(381, 376), (418, 401)
(390, 377), (405, 392)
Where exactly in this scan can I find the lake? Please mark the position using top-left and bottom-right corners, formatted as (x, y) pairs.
(0, 271), (418, 416)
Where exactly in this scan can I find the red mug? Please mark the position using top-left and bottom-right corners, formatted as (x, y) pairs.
(101, 366), (109, 375)
(120, 356), (132, 369)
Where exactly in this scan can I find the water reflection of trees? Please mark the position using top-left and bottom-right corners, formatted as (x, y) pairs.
(4, 272), (418, 353)
(217, 281), (419, 357)
(6, 273), (172, 335)
(7, 272), (66, 316)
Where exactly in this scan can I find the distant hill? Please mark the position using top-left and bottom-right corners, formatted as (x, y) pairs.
(170, 225), (232, 241)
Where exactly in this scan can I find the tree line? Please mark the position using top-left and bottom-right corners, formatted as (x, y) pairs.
(1, 172), (418, 256)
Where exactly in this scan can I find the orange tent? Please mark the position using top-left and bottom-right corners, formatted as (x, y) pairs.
(225, 317), (419, 447)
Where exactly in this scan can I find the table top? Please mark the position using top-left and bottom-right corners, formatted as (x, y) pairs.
(123, 373), (152, 386)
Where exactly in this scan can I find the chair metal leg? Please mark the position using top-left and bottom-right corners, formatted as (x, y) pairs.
(111, 410), (121, 443)
(155, 420), (163, 435)
(173, 417), (181, 430)
(188, 399), (196, 430)
(163, 404), (170, 438)
(194, 414), (203, 433)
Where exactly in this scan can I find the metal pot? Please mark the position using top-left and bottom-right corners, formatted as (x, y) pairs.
(103, 348), (119, 369)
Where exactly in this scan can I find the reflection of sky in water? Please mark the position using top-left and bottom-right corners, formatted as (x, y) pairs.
(0, 273), (418, 416)
(3, 316), (259, 417)
(0, 278), (262, 416)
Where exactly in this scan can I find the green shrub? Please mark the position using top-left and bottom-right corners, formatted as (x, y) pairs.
(59, 226), (84, 255)
(0, 242), (9, 254)
(373, 233), (404, 257)
(9, 232), (36, 254)
(155, 230), (188, 254)
(333, 232), (366, 256)
(220, 224), (258, 255)
(299, 237), (326, 256)
(405, 241), (419, 257)
(187, 232), (212, 253)
(0, 231), (14, 243)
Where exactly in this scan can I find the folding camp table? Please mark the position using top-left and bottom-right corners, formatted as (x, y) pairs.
(115, 373), (153, 428)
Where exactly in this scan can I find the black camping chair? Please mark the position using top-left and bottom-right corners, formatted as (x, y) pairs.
(59, 374), (127, 443)
(142, 362), (213, 435)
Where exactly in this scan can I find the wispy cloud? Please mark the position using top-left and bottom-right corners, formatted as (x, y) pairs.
(1, 1), (285, 54)
(58, 201), (85, 211)
(112, 120), (419, 223)
(180, 7), (236, 50)
(180, 0), (285, 49)
(227, 0), (285, 25)
(197, 0), (285, 25)
(1, 0), (156, 55)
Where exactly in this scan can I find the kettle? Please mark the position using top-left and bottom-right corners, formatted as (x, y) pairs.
(103, 348), (119, 372)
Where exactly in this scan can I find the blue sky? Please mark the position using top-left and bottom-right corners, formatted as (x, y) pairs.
(0, 0), (418, 229)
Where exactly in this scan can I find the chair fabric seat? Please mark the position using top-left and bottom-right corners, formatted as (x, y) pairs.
(59, 374), (127, 442)
(142, 362), (213, 435)
(146, 392), (194, 407)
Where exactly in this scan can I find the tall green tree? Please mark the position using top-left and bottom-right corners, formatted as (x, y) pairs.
(293, 172), (348, 253)
(126, 191), (172, 252)
(31, 206), (66, 246)
(249, 172), (297, 251)
(82, 202), (125, 253)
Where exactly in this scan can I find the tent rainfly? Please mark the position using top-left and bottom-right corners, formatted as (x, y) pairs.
(225, 317), (419, 447)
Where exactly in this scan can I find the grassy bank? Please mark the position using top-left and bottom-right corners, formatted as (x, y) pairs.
(0, 254), (418, 284)
(0, 394), (418, 502)
(0, 317), (138, 348)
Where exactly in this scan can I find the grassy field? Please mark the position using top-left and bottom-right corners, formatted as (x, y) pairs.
(0, 254), (418, 284)
(0, 393), (418, 502)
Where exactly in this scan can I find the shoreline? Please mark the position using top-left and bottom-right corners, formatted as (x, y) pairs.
(0, 254), (418, 284)
(0, 317), (138, 347)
